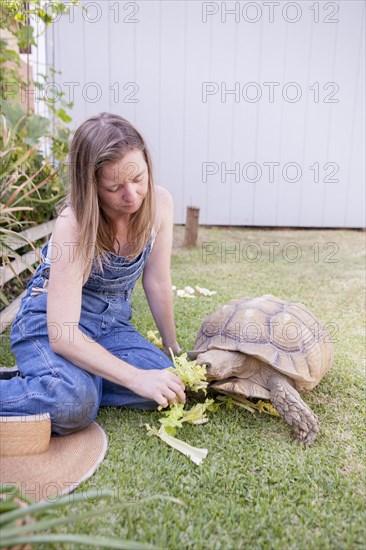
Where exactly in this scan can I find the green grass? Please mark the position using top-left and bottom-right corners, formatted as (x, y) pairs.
(1, 226), (365, 549)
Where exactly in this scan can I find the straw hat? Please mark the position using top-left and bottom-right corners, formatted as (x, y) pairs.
(0, 413), (108, 503)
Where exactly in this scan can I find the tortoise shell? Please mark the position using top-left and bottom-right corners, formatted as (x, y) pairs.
(189, 294), (333, 392)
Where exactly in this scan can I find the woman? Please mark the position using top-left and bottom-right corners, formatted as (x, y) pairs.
(1, 112), (186, 435)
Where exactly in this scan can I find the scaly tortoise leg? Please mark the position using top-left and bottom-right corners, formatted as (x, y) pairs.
(268, 375), (320, 445)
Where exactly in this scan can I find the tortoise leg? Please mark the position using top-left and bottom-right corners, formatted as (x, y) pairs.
(268, 375), (320, 445)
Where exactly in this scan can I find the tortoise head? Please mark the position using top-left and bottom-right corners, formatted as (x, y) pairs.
(194, 349), (252, 381)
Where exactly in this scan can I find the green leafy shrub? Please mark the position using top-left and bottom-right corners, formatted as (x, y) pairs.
(0, 1), (79, 303)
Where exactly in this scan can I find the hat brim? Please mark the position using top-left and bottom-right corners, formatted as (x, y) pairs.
(0, 422), (108, 503)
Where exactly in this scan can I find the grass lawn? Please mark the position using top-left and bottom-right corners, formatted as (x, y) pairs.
(1, 226), (365, 549)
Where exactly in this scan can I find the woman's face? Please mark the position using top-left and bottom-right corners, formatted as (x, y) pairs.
(97, 149), (149, 219)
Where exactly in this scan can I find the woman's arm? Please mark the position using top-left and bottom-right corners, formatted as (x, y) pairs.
(142, 186), (181, 355)
(47, 207), (185, 408)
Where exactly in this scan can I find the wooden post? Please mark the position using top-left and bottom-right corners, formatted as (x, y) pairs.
(183, 206), (200, 247)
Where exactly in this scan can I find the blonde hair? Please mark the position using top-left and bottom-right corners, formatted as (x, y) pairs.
(57, 112), (156, 285)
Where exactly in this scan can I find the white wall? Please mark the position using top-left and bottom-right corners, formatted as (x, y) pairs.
(42, 0), (365, 227)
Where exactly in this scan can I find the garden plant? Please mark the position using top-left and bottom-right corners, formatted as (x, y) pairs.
(0, 0), (77, 307)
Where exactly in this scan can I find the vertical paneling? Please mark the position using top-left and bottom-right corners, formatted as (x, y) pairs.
(43, 0), (365, 228)
(158, 0), (186, 222)
(299, 6), (341, 226)
(254, 16), (287, 226)
(225, 15), (264, 225)
(108, 0), (137, 123)
(83, 6), (110, 120)
(182, 1), (211, 224)
(321, 3), (360, 227)
(275, 17), (314, 227)
(344, 1), (366, 227)
(134, 2), (161, 151)
(204, 7), (238, 225)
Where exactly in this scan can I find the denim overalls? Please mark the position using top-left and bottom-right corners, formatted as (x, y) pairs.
(0, 234), (173, 435)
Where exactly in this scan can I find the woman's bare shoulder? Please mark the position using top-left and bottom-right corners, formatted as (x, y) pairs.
(155, 185), (173, 205)
(53, 205), (80, 242)
(154, 186), (173, 231)
(58, 205), (78, 224)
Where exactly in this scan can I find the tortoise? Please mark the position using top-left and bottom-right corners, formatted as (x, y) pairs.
(187, 295), (333, 445)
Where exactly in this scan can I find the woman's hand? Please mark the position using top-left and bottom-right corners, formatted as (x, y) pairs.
(128, 368), (186, 409)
